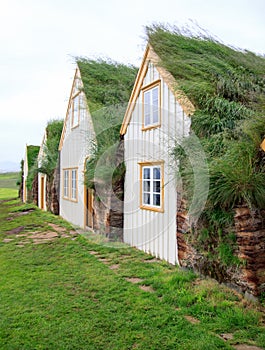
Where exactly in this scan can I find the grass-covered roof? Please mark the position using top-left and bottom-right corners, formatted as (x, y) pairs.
(76, 58), (138, 187)
(147, 24), (265, 114)
(26, 145), (39, 190)
(39, 119), (64, 177)
(147, 25), (265, 211)
(77, 58), (138, 135)
(27, 145), (40, 171)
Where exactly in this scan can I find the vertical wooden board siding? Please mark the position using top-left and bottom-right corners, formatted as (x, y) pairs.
(124, 61), (191, 265)
(60, 91), (95, 229)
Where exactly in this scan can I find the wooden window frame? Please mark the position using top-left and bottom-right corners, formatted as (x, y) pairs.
(142, 80), (161, 131)
(138, 161), (164, 212)
(71, 169), (77, 200)
(63, 169), (69, 199)
(62, 167), (78, 202)
(71, 92), (80, 129)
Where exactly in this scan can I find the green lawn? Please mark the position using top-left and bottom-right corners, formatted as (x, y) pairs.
(0, 191), (265, 349)
(0, 172), (19, 189)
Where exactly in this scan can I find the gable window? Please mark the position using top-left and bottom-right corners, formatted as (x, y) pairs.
(63, 168), (78, 202)
(72, 94), (80, 128)
(71, 77), (83, 128)
(63, 170), (69, 198)
(139, 161), (164, 212)
(142, 81), (161, 130)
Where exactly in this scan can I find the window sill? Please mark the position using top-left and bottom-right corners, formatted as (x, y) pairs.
(141, 123), (161, 131)
(62, 196), (78, 203)
(140, 205), (164, 213)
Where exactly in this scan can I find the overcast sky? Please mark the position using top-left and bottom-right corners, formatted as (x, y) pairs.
(1, 0), (265, 166)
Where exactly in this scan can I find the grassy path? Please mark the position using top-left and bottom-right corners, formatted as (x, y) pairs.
(0, 197), (265, 349)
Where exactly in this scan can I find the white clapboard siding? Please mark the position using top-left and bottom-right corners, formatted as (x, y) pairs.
(60, 69), (95, 228)
(124, 62), (191, 265)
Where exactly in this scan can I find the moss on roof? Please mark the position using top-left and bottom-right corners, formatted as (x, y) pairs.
(76, 58), (138, 188)
(77, 58), (137, 108)
(26, 145), (39, 190)
(27, 145), (40, 170)
(147, 25), (265, 211)
(39, 119), (64, 177)
(147, 25), (265, 113)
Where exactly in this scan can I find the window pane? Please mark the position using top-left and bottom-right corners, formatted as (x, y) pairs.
(72, 96), (79, 127)
(153, 107), (159, 124)
(153, 194), (160, 206)
(71, 170), (77, 199)
(79, 94), (86, 120)
(144, 91), (151, 126)
(152, 86), (158, 102)
(143, 168), (150, 179)
(143, 180), (150, 192)
(144, 90), (150, 105)
(64, 170), (69, 197)
(153, 167), (160, 179)
(143, 193), (150, 205)
(145, 114), (151, 126)
(153, 180), (160, 193)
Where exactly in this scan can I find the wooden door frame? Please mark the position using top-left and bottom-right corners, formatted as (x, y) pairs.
(40, 176), (45, 210)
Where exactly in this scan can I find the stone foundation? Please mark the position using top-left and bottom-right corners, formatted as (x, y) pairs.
(177, 201), (265, 298)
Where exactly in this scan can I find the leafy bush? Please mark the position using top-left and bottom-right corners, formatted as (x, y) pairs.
(209, 141), (265, 209)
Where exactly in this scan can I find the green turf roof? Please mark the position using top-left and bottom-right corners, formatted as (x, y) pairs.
(146, 25), (265, 114)
(77, 58), (137, 109)
(76, 58), (138, 135)
(26, 145), (39, 171)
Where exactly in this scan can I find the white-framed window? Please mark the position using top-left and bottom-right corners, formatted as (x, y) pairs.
(142, 81), (160, 129)
(63, 168), (78, 201)
(139, 161), (164, 212)
(72, 94), (80, 128)
(71, 77), (83, 128)
(71, 169), (77, 200)
(79, 94), (86, 120)
(63, 170), (69, 198)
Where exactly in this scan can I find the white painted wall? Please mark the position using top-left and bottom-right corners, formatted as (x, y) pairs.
(59, 69), (95, 228)
(123, 62), (191, 265)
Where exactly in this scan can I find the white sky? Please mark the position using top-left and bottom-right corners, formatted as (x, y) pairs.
(1, 0), (265, 164)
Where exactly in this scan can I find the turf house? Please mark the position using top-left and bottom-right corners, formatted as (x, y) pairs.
(22, 144), (40, 204)
(121, 25), (265, 298)
(58, 58), (137, 236)
(37, 119), (63, 214)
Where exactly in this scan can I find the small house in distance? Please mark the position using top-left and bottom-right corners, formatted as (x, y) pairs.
(37, 119), (63, 214)
(22, 144), (40, 204)
(58, 58), (137, 235)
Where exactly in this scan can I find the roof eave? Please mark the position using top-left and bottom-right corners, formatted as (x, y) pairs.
(120, 44), (195, 136)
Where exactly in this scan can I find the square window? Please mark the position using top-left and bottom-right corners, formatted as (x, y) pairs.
(140, 163), (163, 211)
